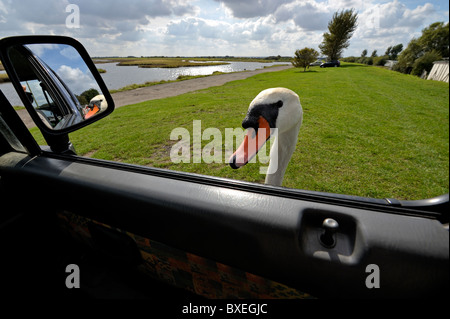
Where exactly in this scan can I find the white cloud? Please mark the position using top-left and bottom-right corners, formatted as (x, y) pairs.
(57, 65), (98, 94)
(162, 16), (306, 56)
(59, 46), (82, 60)
(214, 0), (294, 19)
(350, 0), (443, 56)
(0, 0), (196, 38)
(75, 0), (196, 20)
(275, 1), (331, 31)
(0, 0), (448, 57)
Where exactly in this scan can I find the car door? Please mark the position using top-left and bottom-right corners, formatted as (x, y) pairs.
(0, 36), (448, 302)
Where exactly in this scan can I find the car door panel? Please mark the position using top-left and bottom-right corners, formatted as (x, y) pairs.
(1, 151), (448, 298)
(57, 211), (312, 299)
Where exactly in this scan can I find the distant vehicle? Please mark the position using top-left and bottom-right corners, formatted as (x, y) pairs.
(320, 60), (340, 68)
(309, 60), (322, 66)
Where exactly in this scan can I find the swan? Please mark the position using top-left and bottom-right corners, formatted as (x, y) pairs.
(84, 95), (107, 119)
(229, 88), (302, 186)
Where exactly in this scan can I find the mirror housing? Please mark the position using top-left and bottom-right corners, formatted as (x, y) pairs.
(0, 35), (114, 136)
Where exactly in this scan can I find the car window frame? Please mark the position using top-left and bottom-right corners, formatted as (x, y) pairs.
(0, 90), (41, 156)
(0, 38), (447, 223)
(1, 84), (448, 223)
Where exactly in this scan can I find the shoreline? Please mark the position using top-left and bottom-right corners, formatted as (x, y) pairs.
(111, 65), (292, 107)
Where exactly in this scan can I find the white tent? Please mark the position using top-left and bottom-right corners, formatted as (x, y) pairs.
(427, 60), (449, 83)
(384, 60), (398, 70)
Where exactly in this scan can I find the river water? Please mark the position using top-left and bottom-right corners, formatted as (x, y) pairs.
(0, 61), (288, 106)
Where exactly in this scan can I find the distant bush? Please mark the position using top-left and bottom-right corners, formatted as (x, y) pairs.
(355, 57), (373, 65)
(373, 55), (389, 66)
(411, 50), (442, 77)
(392, 60), (410, 74)
(342, 55), (390, 67)
(341, 56), (356, 62)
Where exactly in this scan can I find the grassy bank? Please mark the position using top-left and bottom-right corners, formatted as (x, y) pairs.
(94, 56), (290, 68)
(94, 57), (229, 68)
(0, 73), (10, 83)
(32, 63), (449, 200)
(94, 56), (291, 69)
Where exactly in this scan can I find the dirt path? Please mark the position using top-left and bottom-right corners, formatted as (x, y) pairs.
(17, 65), (293, 129)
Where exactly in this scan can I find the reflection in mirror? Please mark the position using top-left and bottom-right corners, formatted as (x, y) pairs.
(7, 43), (107, 130)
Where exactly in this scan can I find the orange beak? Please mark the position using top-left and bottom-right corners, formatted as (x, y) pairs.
(85, 105), (99, 119)
(229, 116), (272, 169)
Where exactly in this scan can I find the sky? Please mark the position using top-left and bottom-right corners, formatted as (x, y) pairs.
(0, 0), (448, 58)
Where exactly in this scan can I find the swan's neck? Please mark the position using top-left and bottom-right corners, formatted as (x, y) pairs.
(265, 123), (301, 186)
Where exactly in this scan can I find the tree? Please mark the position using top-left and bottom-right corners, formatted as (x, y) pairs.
(385, 44), (403, 60)
(419, 22), (449, 57)
(292, 48), (319, 72)
(361, 49), (367, 57)
(395, 22), (449, 74)
(394, 39), (422, 73)
(76, 88), (100, 105)
(371, 50), (378, 57)
(319, 9), (358, 61)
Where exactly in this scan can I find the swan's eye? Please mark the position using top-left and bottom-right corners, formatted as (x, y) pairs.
(276, 100), (283, 108)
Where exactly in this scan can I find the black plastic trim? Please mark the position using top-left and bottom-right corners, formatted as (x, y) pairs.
(0, 90), (41, 156)
(42, 151), (448, 221)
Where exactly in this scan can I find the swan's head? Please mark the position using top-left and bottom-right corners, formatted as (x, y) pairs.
(89, 94), (107, 112)
(229, 88), (302, 169)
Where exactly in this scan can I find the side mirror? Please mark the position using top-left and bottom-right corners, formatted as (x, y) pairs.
(0, 35), (114, 135)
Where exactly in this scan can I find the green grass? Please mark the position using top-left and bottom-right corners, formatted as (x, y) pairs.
(31, 63), (449, 200)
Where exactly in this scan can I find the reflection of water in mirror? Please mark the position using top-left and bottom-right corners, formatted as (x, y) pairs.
(1, 60), (288, 106)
